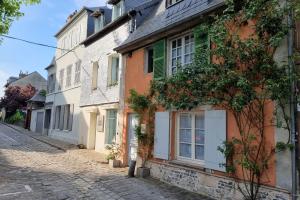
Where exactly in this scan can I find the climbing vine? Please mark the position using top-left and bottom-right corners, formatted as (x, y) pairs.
(127, 89), (156, 167)
(151, 0), (297, 199)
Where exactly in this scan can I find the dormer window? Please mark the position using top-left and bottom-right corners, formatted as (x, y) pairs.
(91, 10), (104, 33)
(112, 1), (124, 20)
(166, 0), (183, 8)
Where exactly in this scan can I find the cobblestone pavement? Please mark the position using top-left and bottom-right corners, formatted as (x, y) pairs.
(0, 123), (213, 200)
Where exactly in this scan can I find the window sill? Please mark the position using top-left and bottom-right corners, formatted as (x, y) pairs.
(169, 160), (206, 171)
(107, 83), (118, 88)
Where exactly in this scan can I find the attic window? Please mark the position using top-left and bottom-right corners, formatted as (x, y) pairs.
(112, 1), (124, 20)
(166, 0), (183, 8)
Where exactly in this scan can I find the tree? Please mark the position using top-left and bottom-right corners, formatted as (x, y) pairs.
(0, 84), (36, 117)
(151, 0), (294, 199)
(0, 0), (40, 36)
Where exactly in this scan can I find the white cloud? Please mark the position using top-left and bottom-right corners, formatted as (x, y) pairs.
(73, 0), (107, 8)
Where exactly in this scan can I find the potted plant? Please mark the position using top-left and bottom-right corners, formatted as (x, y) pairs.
(105, 142), (121, 168)
(135, 124), (155, 178)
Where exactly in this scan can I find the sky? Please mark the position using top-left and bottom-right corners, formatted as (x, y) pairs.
(0, 0), (107, 97)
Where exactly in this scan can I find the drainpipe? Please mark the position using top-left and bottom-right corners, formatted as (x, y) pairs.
(287, 1), (297, 199)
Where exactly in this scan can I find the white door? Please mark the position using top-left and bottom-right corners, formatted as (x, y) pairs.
(128, 114), (138, 163)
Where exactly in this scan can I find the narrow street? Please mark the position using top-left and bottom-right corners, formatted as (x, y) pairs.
(0, 123), (211, 200)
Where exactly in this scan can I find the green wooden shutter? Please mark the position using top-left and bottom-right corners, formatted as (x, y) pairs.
(153, 39), (166, 79)
(194, 24), (210, 64)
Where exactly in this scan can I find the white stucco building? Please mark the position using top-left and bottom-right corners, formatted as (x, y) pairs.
(44, 7), (107, 144)
(79, 0), (155, 156)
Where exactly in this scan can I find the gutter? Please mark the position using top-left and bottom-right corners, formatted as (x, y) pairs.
(287, 1), (297, 199)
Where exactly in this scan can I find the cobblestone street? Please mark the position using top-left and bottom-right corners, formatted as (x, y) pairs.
(0, 123), (212, 200)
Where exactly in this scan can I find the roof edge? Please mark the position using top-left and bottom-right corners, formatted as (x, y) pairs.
(54, 7), (92, 38)
(115, 1), (225, 53)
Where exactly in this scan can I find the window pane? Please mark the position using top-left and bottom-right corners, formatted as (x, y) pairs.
(147, 48), (154, 73)
(106, 110), (117, 144)
(195, 129), (205, 144)
(177, 38), (182, 47)
(195, 145), (204, 160)
(195, 113), (204, 129)
(172, 40), (176, 48)
(111, 57), (119, 83)
(172, 49), (176, 58)
(180, 114), (191, 128)
(180, 129), (192, 143)
(180, 143), (191, 158)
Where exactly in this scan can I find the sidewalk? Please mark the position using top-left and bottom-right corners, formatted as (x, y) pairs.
(2, 123), (108, 165)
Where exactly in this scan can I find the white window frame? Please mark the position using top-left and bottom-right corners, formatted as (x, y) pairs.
(107, 55), (120, 87)
(66, 65), (72, 88)
(74, 60), (81, 85)
(112, 1), (124, 20)
(94, 15), (104, 32)
(168, 32), (195, 75)
(58, 69), (64, 91)
(176, 112), (205, 165)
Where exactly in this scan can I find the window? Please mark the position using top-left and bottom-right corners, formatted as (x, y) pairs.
(53, 105), (73, 131)
(112, 1), (123, 20)
(178, 112), (205, 162)
(66, 65), (72, 88)
(47, 73), (55, 93)
(94, 15), (104, 32)
(105, 110), (117, 144)
(170, 33), (195, 74)
(145, 47), (154, 73)
(166, 0), (182, 7)
(58, 69), (64, 91)
(108, 56), (119, 86)
(74, 60), (81, 84)
(54, 106), (61, 129)
(92, 61), (99, 90)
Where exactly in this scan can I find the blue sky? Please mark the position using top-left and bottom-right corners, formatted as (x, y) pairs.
(0, 0), (106, 97)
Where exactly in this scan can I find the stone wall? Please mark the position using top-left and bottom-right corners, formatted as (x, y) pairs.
(147, 161), (291, 200)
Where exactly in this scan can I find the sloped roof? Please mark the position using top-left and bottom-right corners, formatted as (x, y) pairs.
(45, 57), (56, 70)
(28, 91), (46, 103)
(55, 6), (109, 38)
(82, 0), (160, 46)
(115, 0), (225, 53)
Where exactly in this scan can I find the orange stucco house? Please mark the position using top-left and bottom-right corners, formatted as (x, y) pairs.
(116, 0), (294, 199)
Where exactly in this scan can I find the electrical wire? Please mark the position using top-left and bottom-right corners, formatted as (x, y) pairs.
(0, 34), (72, 52)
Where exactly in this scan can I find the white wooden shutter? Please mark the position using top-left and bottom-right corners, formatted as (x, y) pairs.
(154, 112), (170, 160)
(68, 104), (74, 131)
(204, 110), (226, 172)
(59, 106), (65, 130)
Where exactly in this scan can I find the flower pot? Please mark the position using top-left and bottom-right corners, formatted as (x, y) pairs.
(109, 159), (120, 168)
(136, 167), (150, 178)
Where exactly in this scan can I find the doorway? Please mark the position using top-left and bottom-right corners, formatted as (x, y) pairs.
(128, 114), (138, 164)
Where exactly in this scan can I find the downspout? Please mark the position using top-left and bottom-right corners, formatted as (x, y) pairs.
(287, 1), (297, 199)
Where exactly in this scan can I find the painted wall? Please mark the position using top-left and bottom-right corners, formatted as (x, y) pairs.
(79, 22), (130, 154)
(121, 22), (291, 197)
(45, 10), (90, 145)
(30, 109), (44, 133)
(122, 48), (153, 165)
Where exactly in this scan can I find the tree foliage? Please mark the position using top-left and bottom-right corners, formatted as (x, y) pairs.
(127, 89), (156, 167)
(0, 84), (36, 116)
(151, 0), (294, 199)
(0, 0), (40, 36)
